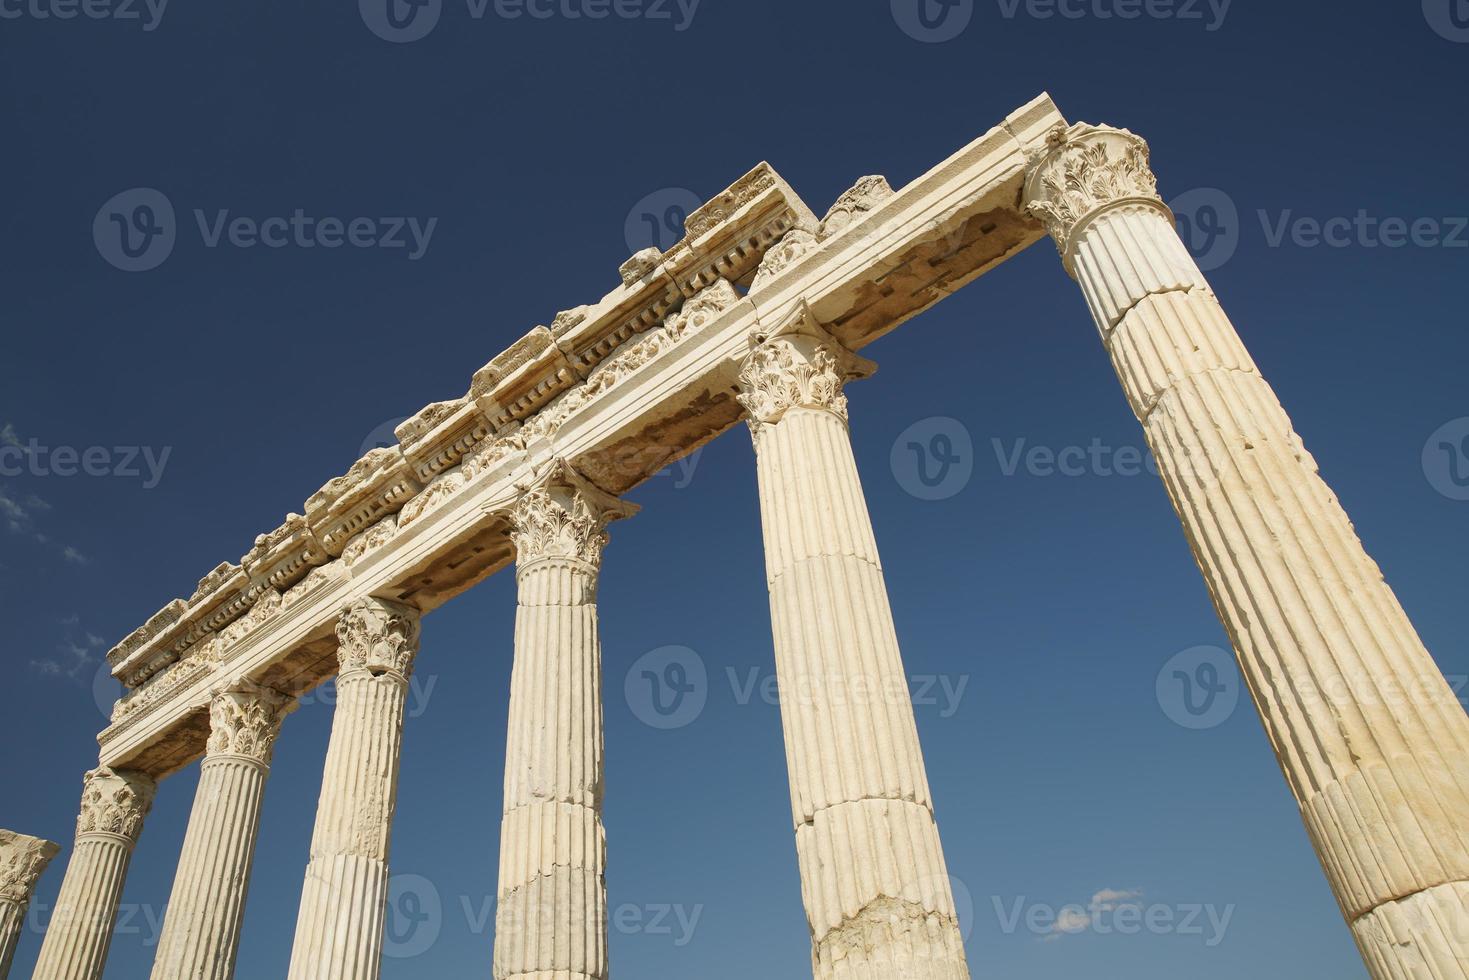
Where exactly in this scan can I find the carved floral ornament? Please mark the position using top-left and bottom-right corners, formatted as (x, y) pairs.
(205, 685), (291, 763)
(503, 459), (636, 568)
(334, 597), (421, 679)
(737, 304), (875, 435)
(0, 831), (60, 903)
(75, 767), (156, 843)
(1024, 124), (1166, 266)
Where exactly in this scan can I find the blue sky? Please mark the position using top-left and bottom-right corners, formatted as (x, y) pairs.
(3, 2), (1467, 977)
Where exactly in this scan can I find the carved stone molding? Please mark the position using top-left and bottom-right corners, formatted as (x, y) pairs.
(0, 830), (60, 904)
(335, 597), (421, 680)
(205, 685), (291, 764)
(750, 229), (819, 294)
(1023, 123), (1165, 266)
(504, 459), (636, 569)
(737, 303), (875, 434)
(75, 767), (156, 843)
(818, 175), (895, 238)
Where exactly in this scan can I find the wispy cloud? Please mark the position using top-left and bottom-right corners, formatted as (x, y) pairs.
(0, 426), (91, 564)
(0, 422), (21, 448)
(31, 616), (106, 681)
(1042, 888), (1144, 942)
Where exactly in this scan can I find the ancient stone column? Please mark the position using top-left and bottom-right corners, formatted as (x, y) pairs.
(738, 309), (970, 980)
(30, 767), (156, 980)
(492, 460), (634, 980)
(286, 597), (421, 980)
(149, 684), (290, 980)
(0, 830), (60, 979)
(1026, 123), (1469, 977)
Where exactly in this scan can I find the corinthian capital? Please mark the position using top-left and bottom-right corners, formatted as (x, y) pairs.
(1024, 123), (1166, 266)
(737, 302), (874, 433)
(505, 459), (636, 568)
(75, 767), (155, 843)
(0, 830), (60, 904)
(335, 597), (421, 680)
(205, 685), (292, 764)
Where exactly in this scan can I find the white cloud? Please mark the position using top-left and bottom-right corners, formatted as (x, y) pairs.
(31, 617), (106, 680)
(1042, 887), (1145, 943)
(0, 423), (20, 448)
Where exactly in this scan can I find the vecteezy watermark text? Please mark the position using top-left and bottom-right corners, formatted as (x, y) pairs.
(0, 0), (166, 30)
(94, 188), (437, 272)
(0, 439), (170, 488)
(360, 0), (700, 43)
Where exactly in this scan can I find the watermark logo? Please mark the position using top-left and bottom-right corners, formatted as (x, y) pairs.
(361, 0), (700, 41)
(993, 890), (1234, 945)
(624, 187), (702, 254)
(891, 0), (974, 42)
(383, 873), (443, 959)
(892, 417), (974, 500)
(1424, 418), (1469, 501)
(1424, 0), (1469, 41)
(93, 189), (438, 271)
(0, 0), (168, 30)
(0, 437), (172, 488)
(94, 188), (176, 273)
(625, 645), (707, 729)
(360, 0), (443, 42)
(992, 437), (1158, 479)
(995, 0), (1231, 30)
(1170, 187), (1239, 272)
(1157, 645), (1239, 730)
(362, 417), (412, 458)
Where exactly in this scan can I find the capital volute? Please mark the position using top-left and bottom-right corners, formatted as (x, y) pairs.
(0, 830), (60, 904)
(205, 683), (293, 764)
(75, 766), (156, 843)
(335, 596), (421, 680)
(501, 458), (637, 569)
(737, 301), (875, 434)
(1023, 123), (1168, 271)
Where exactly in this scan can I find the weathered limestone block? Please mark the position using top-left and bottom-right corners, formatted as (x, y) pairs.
(739, 308), (969, 980)
(286, 598), (421, 980)
(662, 162), (820, 296)
(472, 326), (579, 431)
(1027, 123), (1469, 980)
(0, 830), (59, 979)
(492, 460), (634, 980)
(306, 448), (422, 558)
(31, 768), (155, 980)
(149, 685), (290, 980)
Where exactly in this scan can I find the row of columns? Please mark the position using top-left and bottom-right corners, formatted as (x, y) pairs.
(20, 121), (1468, 980)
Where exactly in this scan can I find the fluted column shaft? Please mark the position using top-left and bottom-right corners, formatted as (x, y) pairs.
(739, 317), (969, 980)
(1027, 123), (1469, 977)
(30, 768), (156, 980)
(493, 463), (633, 980)
(0, 830), (60, 979)
(286, 598), (421, 980)
(150, 686), (290, 980)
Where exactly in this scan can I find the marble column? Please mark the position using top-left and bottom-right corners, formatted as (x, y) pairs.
(738, 310), (970, 980)
(0, 830), (60, 979)
(286, 597), (421, 980)
(30, 767), (156, 980)
(1026, 123), (1469, 977)
(492, 460), (634, 980)
(149, 684), (290, 980)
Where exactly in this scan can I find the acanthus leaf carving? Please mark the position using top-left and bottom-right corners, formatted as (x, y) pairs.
(1024, 124), (1162, 263)
(75, 767), (156, 843)
(205, 685), (290, 764)
(0, 831), (60, 904)
(335, 597), (421, 679)
(818, 175), (895, 239)
(505, 460), (635, 568)
(737, 304), (874, 434)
